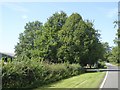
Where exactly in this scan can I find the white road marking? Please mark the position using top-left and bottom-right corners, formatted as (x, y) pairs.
(99, 71), (108, 89)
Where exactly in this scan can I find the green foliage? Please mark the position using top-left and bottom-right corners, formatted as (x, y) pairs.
(32, 11), (67, 63)
(7, 58), (12, 63)
(2, 59), (84, 88)
(102, 42), (111, 62)
(97, 61), (106, 69)
(1, 57), (4, 60)
(108, 46), (119, 63)
(5, 11), (108, 89)
(58, 13), (83, 64)
(58, 14), (103, 66)
(15, 11), (104, 66)
(15, 21), (43, 59)
(113, 20), (120, 64)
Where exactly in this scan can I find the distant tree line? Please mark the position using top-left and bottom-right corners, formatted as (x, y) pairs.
(108, 21), (120, 64)
(102, 21), (120, 64)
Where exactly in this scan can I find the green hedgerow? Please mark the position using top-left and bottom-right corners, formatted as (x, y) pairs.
(2, 59), (85, 88)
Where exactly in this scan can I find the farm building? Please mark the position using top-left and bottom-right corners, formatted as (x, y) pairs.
(0, 52), (15, 62)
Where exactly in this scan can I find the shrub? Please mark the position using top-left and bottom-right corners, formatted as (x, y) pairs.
(2, 59), (84, 88)
(97, 61), (106, 69)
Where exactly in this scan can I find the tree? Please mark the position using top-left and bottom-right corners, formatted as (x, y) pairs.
(58, 13), (103, 66)
(107, 20), (120, 64)
(83, 20), (104, 67)
(15, 11), (104, 67)
(108, 46), (119, 63)
(32, 11), (67, 62)
(102, 42), (111, 62)
(15, 21), (43, 60)
(58, 13), (83, 64)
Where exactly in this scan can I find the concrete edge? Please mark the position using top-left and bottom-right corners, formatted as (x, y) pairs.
(99, 71), (108, 89)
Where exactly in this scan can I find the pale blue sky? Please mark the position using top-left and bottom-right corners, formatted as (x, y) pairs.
(0, 2), (118, 53)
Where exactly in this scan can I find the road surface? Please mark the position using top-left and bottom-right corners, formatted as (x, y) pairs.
(102, 63), (119, 89)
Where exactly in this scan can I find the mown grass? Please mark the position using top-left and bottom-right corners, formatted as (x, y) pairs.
(34, 72), (105, 89)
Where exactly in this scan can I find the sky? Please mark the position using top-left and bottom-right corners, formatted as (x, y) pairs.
(0, 2), (118, 53)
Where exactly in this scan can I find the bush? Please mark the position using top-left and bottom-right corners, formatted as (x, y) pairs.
(2, 59), (84, 88)
(97, 61), (106, 69)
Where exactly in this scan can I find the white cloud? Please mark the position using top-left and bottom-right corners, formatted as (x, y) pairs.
(107, 8), (117, 18)
(22, 15), (28, 19)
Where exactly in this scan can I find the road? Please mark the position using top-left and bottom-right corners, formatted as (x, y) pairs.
(102, 63), (120, 89)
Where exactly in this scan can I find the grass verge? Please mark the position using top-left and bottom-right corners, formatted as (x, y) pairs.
(34, 72), (105, 89)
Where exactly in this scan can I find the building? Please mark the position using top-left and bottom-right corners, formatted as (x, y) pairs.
(0, 52), (15, 61)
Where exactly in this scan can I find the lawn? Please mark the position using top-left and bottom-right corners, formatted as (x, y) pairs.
(34, 72), (105, 89)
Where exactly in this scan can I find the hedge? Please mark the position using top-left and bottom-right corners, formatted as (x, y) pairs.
(2, 60), (85, 88)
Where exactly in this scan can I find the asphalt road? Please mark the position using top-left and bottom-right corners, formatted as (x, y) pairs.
(103, 63), (119, 89)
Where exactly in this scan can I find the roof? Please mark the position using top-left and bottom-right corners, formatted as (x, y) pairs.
(0, 52), (15, 57)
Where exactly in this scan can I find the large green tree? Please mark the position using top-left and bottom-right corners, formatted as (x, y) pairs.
(32, 11), (67, 62)
(15, 21), (43, 60)
(15, 11), (105, 67)
(58, 13), (103, 66)
(82, 20), (104, 66)
(57, 13), (83, 63)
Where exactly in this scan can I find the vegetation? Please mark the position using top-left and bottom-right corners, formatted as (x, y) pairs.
(102, 42), (111, 62)
(108, 46), (118, 63)
(95, 20), (120, 66)
(97, 61), (107, 69)
(2, 59), (84, 88)
(2, 11), (107, 88)
(34, 72), (105, 89)
(104, 21), (120, 65)
(15, 11), (104, 66)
